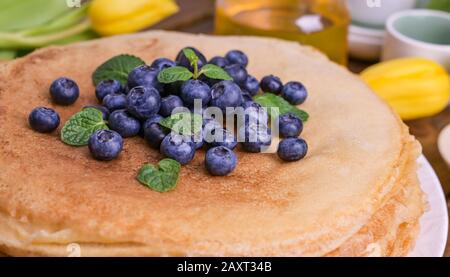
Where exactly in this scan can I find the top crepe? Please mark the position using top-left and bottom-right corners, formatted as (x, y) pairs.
(0, 31), (421, 256)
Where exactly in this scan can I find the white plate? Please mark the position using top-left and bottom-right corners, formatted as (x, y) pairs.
(438, 124), (450, 169)
(408, 155), (448, 257)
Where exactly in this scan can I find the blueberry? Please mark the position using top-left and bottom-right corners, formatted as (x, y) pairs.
(163, 81), (183, 96)
(199, 75), (221, 88)
(191, 131), (205, 150)
(143, 115), (168, 149)
(281, 81), (308, 105)
(49, 77), (79, 105)
(277, 138), (308, 162)
(126, 86), (161, 120)
(238, 123), (272, 153)
(88, 129), (123, 161)
(108, 110), (141, 138)
(225, 50), (248, 67)
(83, 105), (110, 120)
(205, 146), (237, 176)
(159, 95), (184, 117)
(160, 133), (196, 165)
(240, 91), (254, 103)
(203, 118), (222, 133)
(102, 92), (127, 112)
(224, 64), (248, 85)
(260, 75), (283, 94)
(124, 84), (132, 94)
(180, 79), (211, 108)
(190, 105), (206, 116)
(209, 56), (229, 68)
(176, 47), (207, 71)
(144, 114), (163, 125)
(202, 118), (222, 143)
(207, 128), (237, 150)
(210, 80), (242, 112)
(208, 56), (230, 68)
(242, 75), (259, 96)
(242, 101), (268, 125)
(28, 107), (60, 133)
(278, 113), (303, 138)
(241, 100), (261, 110)
(95, 79), (122, 102)
(150, 58), (176, 71)
(127, 65), (163, 93)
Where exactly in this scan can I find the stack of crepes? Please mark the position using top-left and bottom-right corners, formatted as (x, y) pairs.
(0, 31), (426, 256)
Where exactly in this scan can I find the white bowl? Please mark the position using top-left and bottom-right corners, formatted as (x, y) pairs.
(347, 0), (417, 28)
(383, 9), (450, 71)
(348, 24), (384, 61)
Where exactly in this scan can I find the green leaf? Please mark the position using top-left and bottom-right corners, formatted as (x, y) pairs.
(53, 30), (98, 45)
(92, 54), (145, 86)
(61, 108), (109, 146)
(199, 64), (232, 80)
(159, 112), (202, 136)
(20, 4), (90, 36)
(0, 0), (69, 32)
(0, 18), (91, 49)
(0, 3), (91, 49)
(427, 0), (450, 12)
(0, 49), (17, 60)
(137, 159), (181, 192)
(182, 48), (199, 66)
(157, 66), (194, 84)
(254, 93), (309, 122)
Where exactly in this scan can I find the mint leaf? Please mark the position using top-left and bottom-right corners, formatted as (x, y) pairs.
(157, 66), (194, 84)
(137, 159), (181, 192)
(61, 108), (109, 146)
(254, 93), (309, 122)
(182, 48), (199, 66)
(159, 112), (202, 136)
(92, 54), (145, 86)
(199, 64), (232, 80)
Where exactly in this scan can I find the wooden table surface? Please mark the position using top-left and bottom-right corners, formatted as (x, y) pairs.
(154, 0), (450, 256)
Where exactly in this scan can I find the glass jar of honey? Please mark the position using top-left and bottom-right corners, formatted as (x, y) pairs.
(214, 0), (350, 65)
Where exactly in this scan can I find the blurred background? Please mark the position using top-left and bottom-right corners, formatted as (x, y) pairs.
(0, 0), (449, 253)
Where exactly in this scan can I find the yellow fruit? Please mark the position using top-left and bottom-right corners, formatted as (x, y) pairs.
(89, 0), (179, 36)
(361, 58), (450, 120)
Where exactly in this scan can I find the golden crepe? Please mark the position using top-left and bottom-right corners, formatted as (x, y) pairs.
(0, 31), (426, 256)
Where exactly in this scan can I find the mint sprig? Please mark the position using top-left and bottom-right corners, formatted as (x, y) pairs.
(92, 54), (145, 86)
(137, 159), (181, 192)
(159, 112), (202, 136)
(158, 49), (232, 83)
(60, 108), (109, 146)
(254, 93), (309, 122)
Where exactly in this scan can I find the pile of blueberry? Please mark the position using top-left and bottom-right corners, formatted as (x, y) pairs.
(28, 47), (308, 177)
